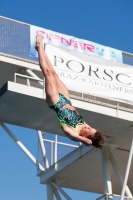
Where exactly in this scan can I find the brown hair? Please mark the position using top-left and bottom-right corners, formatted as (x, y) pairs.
(87, 130), (111, 149)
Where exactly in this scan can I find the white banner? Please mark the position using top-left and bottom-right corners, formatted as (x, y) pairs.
(45, 44), (133, 105)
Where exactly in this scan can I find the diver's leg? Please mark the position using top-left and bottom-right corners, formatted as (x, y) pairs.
(41, 47), (70, 100)
(36, 35), (59, 106)
(54, 74), (70, 100)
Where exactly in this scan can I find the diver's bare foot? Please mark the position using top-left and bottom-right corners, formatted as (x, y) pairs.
(35, 35), (43, 51)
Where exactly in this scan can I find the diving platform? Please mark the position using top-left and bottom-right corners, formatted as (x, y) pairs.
(38, 144), (133, 195)
(1, 53), (133, 199)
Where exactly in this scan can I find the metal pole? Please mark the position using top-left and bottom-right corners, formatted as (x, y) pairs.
(14, 73), (16, 82)
(27, 78), (30, 86)
(1, 122), (44, 171)
(108, 148), (132, 198)
(54, 135), (57, 163)
(37, 131), (49, 169)
(51, 181), (72, 200)
(47, 183), (54, 200)
(51, 142), (54, 166)
(120, 137), (133, 200)
(25, 69), (43, 87)
(52, 186), (62, 200)
(43, 139), (78, 148)
(101, 147), (112, 196)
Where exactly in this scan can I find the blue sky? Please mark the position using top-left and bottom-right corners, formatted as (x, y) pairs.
(0, 1), (133, 200)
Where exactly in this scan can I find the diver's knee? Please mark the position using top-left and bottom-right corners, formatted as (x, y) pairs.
(45, 68), (55, 76)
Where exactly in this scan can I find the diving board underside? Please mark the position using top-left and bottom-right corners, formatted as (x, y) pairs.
(39, 145), (133, 195)
(1, 81), (133, 194)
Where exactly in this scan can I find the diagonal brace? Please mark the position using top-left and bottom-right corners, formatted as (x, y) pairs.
(37, 130), (49, 169)
(1, 122), (44, 171)
(108, 148), (132, 198)
(51, 181), (72, 200)
(120, 137), (133, 200)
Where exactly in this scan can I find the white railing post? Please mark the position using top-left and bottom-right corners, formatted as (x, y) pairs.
(51, 181), (72, 200)
(43, 138), (79, 167)
(14, 73), (16, 82)
(54, 135), (57, 163)
(108, 148), (132, 198)
(120, 137), (133, 200)
(47, 183), (54, 200)
(51, 142), (54, 166)
(101, 147), (112, 197)
(27, 78), (30, 86)
(52, 187), (62, 200)
(37, 130), (49, 169)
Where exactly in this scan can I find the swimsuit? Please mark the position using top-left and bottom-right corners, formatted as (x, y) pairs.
(49, 94), (85, 128)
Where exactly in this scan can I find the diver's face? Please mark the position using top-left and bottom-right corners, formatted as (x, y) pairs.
(80, 125), (96, 138)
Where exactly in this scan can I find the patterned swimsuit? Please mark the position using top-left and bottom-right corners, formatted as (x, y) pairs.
(49, 94), (85, 128)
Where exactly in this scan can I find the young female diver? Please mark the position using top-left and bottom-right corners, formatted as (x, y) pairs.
(35, 35), (108, 149)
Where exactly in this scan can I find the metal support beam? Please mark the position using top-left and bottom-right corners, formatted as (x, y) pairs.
(51, 181), (72, 200)
(52, 186), (62, 200)
(120, 137), (133, 200)
(47, 183), (54, 200)
(101, 147), (112, 196)
(54, 135), (57, 164)
(37, 131), (49, 169)
(108, 148), (132, 198)
(1, 122), (44, 171)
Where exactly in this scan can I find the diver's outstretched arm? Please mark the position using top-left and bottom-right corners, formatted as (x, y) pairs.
(62, 126), (92, 146)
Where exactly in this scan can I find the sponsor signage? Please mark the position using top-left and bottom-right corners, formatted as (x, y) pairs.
(30, 25), (123, 63)
(45, 44), (133, 104)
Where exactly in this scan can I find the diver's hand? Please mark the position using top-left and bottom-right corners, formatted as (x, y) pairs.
(62, 104), (79, 115)
(82, 138), (92, 146)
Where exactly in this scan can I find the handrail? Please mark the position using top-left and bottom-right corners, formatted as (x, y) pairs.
(96, 193), (133, 200)
(14, 73), (43, 83)
(43, 139), (79, 148)
(37, 133), (80, 172)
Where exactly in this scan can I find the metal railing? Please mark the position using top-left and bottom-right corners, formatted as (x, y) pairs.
(14, 73), (44, 89)
(96, 194), (133, 200)
(14, 73), (133, 113)
(37, 133), (79, 171)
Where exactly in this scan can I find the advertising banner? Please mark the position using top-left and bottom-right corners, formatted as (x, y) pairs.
(45, 44), (133, 104)
(30, 25), (123, 63)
